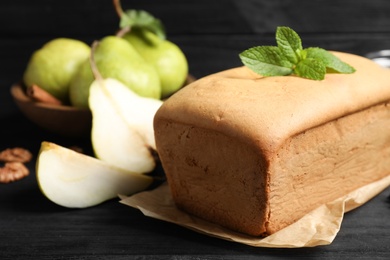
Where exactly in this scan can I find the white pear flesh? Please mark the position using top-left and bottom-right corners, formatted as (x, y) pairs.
(36, 141), (153, 208)
(89, 78), (163, 173)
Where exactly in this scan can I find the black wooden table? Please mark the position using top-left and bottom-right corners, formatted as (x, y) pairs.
(1, 1), (389, 259)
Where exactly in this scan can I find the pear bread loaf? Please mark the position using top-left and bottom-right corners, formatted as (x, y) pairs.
(153, 52), (390, 237)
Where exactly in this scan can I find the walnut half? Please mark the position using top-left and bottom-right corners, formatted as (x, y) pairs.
(0, 147), (32, 183)
(0, 162), (29, 183)
(0, 147), (33, 163)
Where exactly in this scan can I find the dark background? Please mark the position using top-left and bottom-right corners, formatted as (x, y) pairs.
(1, 0), (390, 259)
(2, 0), (390, 118)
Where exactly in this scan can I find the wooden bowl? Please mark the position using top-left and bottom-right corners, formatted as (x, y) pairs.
(10, 83), (92, 138)
(10, 75), (196, 138)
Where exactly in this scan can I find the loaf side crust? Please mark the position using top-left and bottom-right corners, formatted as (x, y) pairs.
(266, 101), (390, 234)
(155, 121), (270, 235)
(155, 101), (390, 236)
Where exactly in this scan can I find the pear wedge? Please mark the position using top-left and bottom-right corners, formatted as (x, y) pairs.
(89, 78), (163, 173)
(36, 141), (153, 208)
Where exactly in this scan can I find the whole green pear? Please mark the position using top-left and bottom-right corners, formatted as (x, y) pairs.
(69, 35), (161, 108)
(123, 28), (188, 98)
(23, 38), (90, 103)
(68, 59), (94, 108)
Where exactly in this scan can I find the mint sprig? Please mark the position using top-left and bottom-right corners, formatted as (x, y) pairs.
(120, 9), (166, 40)
(239, 26), (356, 80)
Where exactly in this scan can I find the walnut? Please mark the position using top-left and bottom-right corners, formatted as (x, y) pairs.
(0, 162), (29, 183)
(0, 147), (33, 163)
(0, 147), (32, 183)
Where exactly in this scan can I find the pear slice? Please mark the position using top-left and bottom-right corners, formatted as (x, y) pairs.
(89, 78), (163, 173)
(36, 141), (153, 208)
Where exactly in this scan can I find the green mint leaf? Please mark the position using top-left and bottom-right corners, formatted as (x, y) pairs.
(276, 26), (303, 64)
(305, 47), (356, 74)
(120, 9), (166, 39)
(239, 46), (293, 76)
(294, 58), (326, 80)
(240, 26), (356, 80)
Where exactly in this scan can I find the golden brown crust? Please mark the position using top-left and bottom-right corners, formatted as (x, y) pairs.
(157, 52), (390, 156)
(154, 52), (390, 236)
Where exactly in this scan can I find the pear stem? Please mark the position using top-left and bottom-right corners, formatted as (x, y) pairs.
(112, 0), (131, 38)
(89, 41), (104, 83)
(113, 0), (123, 17)
(115, 26), (131, 38)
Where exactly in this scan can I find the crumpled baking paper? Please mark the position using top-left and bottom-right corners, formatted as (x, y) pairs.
(119, 175), (390, 248)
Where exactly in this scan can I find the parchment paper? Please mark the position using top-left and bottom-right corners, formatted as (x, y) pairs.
(119, 175), (390, 248)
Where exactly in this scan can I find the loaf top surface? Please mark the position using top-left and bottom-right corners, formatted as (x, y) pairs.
(155, 52), (390, 155)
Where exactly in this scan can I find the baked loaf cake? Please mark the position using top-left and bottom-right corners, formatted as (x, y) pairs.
(153, 52), (390, 237)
